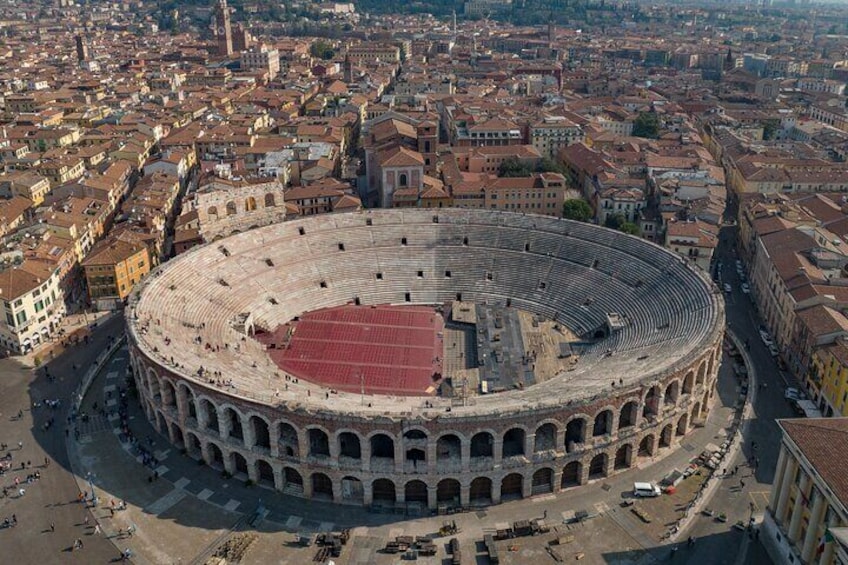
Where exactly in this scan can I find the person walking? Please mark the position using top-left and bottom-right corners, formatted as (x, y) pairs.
(84, 515), (89, 527)
(50, 522), (55, 533)
(93, 524), (101, 535)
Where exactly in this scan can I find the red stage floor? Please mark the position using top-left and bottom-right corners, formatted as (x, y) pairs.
(258, 304), (444, 396)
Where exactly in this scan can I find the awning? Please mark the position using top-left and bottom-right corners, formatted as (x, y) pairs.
(21, 338), (31, 345)
(41, 328), (49, 335)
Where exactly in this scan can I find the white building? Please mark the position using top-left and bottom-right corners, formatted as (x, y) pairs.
(241, 45), (280, 81)
(530, 116), (584, 160)
(0, 260), (65, 355)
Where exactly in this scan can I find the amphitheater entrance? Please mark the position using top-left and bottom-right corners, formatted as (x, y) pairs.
(283, 467), (303, 495)
(638, 435), (655, 458)
(437, 434), (461, 465)
(534, 424), (557, 453)
(187, 395), (197, 421)
(565, 419), (585, 453)
(372, 479), (396, 504)
(225, 408), (244, 443)
(531, 468), (554, 495)
(207, 442), (224, 470)
(470, 432), (493, 458)
(470, 477), (492, 505)
(619, 401), (638, 430)
(437, 479), (461, 505)
(308, 429), (330, 457)
(501, 473), (523, 500)
(250, 417), (270, 450)
(186, 433), (202, 459)
(676, 413), (688, 436)
(643, 386), (660, 419)
(614, 444), (633, 470)
(256, 460), (275, 488)
(312, 472), (333, 500)
(659, 424), (673, 448)
(277, 423), (299, 458)
(201, 400), (219, 435)
(231, 452), (249, 479)
(370, 434), (395, 469)
(405, 480), (428, 505)
(341, 476), (364, 503)
(588, 453), (608, 479)
(562, 462), (581, 488)
(593, 410), (613, 437)
(170, 423), (184, 449)
(339, 432), (361, 460)
(502, 428), (525, 458)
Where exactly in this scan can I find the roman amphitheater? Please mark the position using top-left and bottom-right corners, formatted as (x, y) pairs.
(126, 208), (725, 510)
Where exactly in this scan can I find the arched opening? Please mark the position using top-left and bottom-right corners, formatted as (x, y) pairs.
(182, 386), (197, 422)
(619, 401), (638, 429)
(245, 196), (257, 212)
(565, 418), (585, 452)
(232, 452), (249, 477)
(312, 473), (333, 500)
(470, 432), (493, 458)
(638, 434), (655, 457)
(588, 453), (608, 479)
(339, 432), (361, 459)
(614, 444), (633, 470)
(370, 433), (395, 467)
(207, 442), (224, 469)
(643, 386), (660, 419)
(664, 381), (680, 406)
(437, 434), (461, 464)
(593, 409), (613, 437)
(250, 416), (270, 450)
(200, 398), (221, 435)
(437, 478), (461, 505)
(404, 429), (427, 468)
(469, 477), (492, 504)
(404, 480), (428, 504)
(256, 460), (275, 488)
(659, 424), (673, 448)
(692, 402), (701, 421)
(341, 476), (363, 503)
(372, 479), (396, 504)
(702, 390), (710, 413)
(283, 467), (303, 494)
(149, 374), (161, 399)
(162, 380), (177, 408)
(264, 193), (275, 207)
(531, 468), (554, 495)
(170, 422), (184, 448)
(406, 448), (426, 467)
(501, 473), (523, 500)
(207, 205), (218, 219)
(398, 173), (408, 187)
(277, 422), (299, 458)
(676, 413), (688, 436)
(502, 428), (525, 458)
(156, 412), (167, 436)
(226, 201), (237, 216)
(562, 461), (582, 488)
(222, 408), (242, 443)
(308, 428), (330, 457)
(682, 372), (694, 395)
(534, 423), (557, 453)
(187, 432), (202, 459)
(696, 361), (706, 386)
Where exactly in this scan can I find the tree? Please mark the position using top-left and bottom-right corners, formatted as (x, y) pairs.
(498, 157), (533, 178)
(762, 119), (779, 141)
(605, 213), (640, 235)
(620, 222), (640, 236)
(537, 157), (568, 175)
(562, 199), (593, 222)
(632, 112), (660, 139)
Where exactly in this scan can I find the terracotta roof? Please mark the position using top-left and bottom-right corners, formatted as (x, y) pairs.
(779, 418), (848, 507)
(82, 236), (146, 267)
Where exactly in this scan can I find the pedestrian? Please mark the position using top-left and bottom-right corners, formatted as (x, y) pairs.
(18, 488), (24, 497)
(109, 507), (114, 517)
(740, 479), (746, 489)
(50, 522), (55, 532)
(84, 515), (89, 526)
(734, 465), (739, 475)
(93, 524), (101, 535)
(17, 441), (22, 450)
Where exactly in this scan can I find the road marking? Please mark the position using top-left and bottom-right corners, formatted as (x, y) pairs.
(749, 491), (770, 511)
(103, 384), (116, 393)
(173, 477), (190, 489)
(286, 515), (302, 529)
(223, 499), (240, 512)
(145, 489), (186, 514)
(105, 371), (118, 380)
(532, 494), (556, 503)
(106, 398), (117, 408)
(318, 521), (334, 532)
(154, 449), (170, 460)
(197, 488), (213, 501)
(154, 465), (169, 476)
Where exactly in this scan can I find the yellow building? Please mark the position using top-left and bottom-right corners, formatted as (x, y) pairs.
(81, 236), (151, 309)
(808, 340), (848, 418)
(763, 418), (848, 565)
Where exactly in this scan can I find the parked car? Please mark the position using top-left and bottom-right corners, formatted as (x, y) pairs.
(784, 387), (800, 400)
(741, 283), (750, 294)
(768, 344), (779, 357)
(723, 283), (732, 293)
(759, 330), (773, 347)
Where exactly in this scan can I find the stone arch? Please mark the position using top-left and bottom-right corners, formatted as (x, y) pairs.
(338, 431), (362, 460)
(676, 413), (688, 436)
(470, 431), (494, 458)
(369, 432), (395, 462)
(638, 434), (655, 457)
(245, 196), (257, 212)
(249, 415), (271, 449)
(277, 421), (299, 457)
(156, 411), (167, 436)
(264, 193), (276, 207)
(643, 385), (661, 419)
(403, 428), (427, 467)
(404, 480), (428, 504)
(170, 421), (184, 448)
(341, 476), (363, 503)
(207, 205), (218, 219)
(161, 379), (177, 408)
(436, 433), (462, 464)
(186, 431), (202, 459)
(702, 390), (710, 413)
(664, 380), (680, 405)
(283, 467), (303, 492)
(308, 427), (330, 457)
(199, 399), (219, 435)
(437, 478), (461, 504)
(562, 461), (582, 488)
(588, 453), (608, 479)
(659, 424), (673, 448)
(256, 459), (275, 488)
(619, 400), (638, 429)
(222, 406), (244, 443)
(502, 427), (526, 458)
(531, 467), (554, 495)
(534, 422), (558, 453)
(696, 361), (706, 386)
(592, 408), (613, 437)
(231, 451), (249, 477)
(501, 473), (523, 500)
(614, 444), (633, 470)
(683, 371), (695, 395)
(692, 401), (701, 421)
(565, 417), (587, 452)
(469, 477), (492, 504)
(311, 472), (333, 500)
(705, 355), (713, 385)
(179, 383), (197, 422)
(206, 441), (225, 468)
(399, 172), (408, 187)
(372, 478), (396, 503)
(226, 201), (237, 216)
(147, 368), (161, 399)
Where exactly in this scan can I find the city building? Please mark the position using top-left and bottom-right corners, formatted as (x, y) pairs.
(81, 235), (151, 310)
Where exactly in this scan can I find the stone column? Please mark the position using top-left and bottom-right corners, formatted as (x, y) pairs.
(270, 423), (280, 458)
(776, 458), (798, 524)
(522, 474), (532, 498)
(201, 441), (211, 465)
(197, 404), (208, 432)
(397, 485), (406, 504)
(427, 485), (437, 510)
(243, 417), (255, 450)
(579, 458), (591, 484)
(332, 479), (343, 504)
(302, 475), (313, 497)
(801, 492), (827, 563)
(361, 440), (371, 472)
(394, 438), (404, 473)
(460, 440), (470, 473)
(329, 434), (340, 470)
(492, 479), (502, 505)
(175, 387), (187, 425)
(524, 433), (535, 459)
(427, 440), (437, 473)
(363, 480), (373, 506)
(821, 534), (836, 565)
(217, 407), (231, 440)
(272, 465), (284, 491)
(222, 449), (235, 475)
(493, 437), (504, 466)
(787, 473), (809, 543)
(555, 428), (566, 454)
(247, 458), (259, 483)
(297, 429), (309, 461)
(460, 483), (470, 506)
(769, 447), (789, 512)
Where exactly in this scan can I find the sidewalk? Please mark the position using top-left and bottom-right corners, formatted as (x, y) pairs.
(22, 310), (116, 368)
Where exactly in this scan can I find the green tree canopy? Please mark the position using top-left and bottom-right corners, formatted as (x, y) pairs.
(632, 112), (660, 139)
(562, 199), (593, 222)
(498, 157), (534, 178)
(604, 213), (639, 235)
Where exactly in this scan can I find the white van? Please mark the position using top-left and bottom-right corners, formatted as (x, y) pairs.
(633, 482), (661, 498)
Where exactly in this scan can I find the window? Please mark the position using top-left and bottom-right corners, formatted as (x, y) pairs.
(338, 243), (345, 251)
(401, 237), (407, 246)
(6, 313), (13, 326)
(15, 311), (26, 325)
(445, 270), (451, 278)
(34, 301), (43, 313)
(417, 270), (424, 278)
(13, 299), (21, 307)
(404, 292), (411, 302)
(319, 281), (327, 289)
(376, 272), (383, 280)
(398, 173), (408, 187)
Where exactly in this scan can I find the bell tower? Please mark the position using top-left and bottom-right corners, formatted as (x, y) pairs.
(213, 0), (233, 57)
